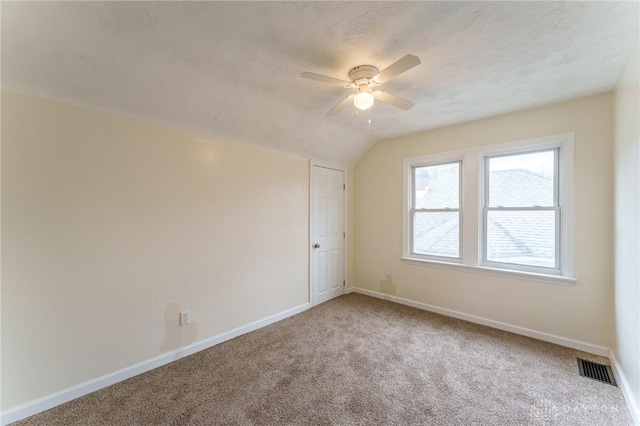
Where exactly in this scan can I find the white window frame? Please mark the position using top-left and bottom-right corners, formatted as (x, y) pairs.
(402, 132), (575, 286)
(409, 159), (463, 263)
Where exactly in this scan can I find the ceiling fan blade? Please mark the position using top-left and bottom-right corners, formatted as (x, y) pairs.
(327, 94), (355, 116)
(301, 72), (351, 87)
(373, 91), (415, 110)
(373, 54), (421, 84)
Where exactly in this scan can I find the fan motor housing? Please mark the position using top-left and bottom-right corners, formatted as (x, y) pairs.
(348, 65), (379, 84)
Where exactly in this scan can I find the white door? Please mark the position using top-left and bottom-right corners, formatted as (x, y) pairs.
(311, 165), (345, 305)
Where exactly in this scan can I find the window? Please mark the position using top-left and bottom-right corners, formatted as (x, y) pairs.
(402, 133), (575, 285)
(411, 161), (461, 260)
(483, 149), (560, 274)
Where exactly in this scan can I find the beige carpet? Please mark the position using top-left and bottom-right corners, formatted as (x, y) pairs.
(15, 293), (632, 425)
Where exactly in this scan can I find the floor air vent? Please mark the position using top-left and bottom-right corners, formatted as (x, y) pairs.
(577, 358), (617, 386)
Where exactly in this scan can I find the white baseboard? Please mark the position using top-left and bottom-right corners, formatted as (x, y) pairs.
(610, 351), (640, 425)
(348, 287), (610, 357)
(1, 303), (310, 426)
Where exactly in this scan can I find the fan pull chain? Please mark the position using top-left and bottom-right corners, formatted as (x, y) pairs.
(368, 108), (371, 124)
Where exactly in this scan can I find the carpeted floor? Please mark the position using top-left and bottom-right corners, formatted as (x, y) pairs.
(15, 293), (632, 425)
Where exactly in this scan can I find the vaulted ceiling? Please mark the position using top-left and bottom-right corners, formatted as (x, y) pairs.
(2, 2), (638, 165)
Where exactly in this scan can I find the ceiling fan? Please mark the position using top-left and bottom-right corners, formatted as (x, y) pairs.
(301, 54), (421, 117)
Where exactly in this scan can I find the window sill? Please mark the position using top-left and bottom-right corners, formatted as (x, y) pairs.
(400, 257), (577, 286)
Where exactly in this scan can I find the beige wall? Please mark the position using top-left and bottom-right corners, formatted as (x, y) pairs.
(613, 41), (640, 415)
(354, 93), (614, 348)
(1, 91), (310, 410)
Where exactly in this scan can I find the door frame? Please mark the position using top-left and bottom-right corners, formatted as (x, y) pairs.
(309, 159), (348, 306)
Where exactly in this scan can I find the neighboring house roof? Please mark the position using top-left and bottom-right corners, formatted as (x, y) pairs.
(415, 168), (458, 209)
(489, 169), (553, 207)
(414, 169), (555, 266)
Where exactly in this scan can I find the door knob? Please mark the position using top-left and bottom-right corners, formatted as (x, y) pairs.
(313, 243), (320, 249)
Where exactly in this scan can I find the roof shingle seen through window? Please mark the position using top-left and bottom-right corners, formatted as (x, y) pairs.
(489, 169), (553, 207)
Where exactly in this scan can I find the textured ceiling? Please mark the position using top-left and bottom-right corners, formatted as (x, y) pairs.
(2, 2), (638, 165)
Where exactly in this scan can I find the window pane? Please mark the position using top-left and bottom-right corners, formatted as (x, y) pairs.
(488, 150), (554, 207)
(487, 210), (556, 268)
(414, 162), (459, 209)
(413, 211), (459, 258)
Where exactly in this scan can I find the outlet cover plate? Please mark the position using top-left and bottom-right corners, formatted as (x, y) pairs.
(179, 310), (190, 326)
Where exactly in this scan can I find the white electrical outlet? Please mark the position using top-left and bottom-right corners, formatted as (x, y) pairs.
(179, 310), (190, 326)
(386, 272), (392, 282)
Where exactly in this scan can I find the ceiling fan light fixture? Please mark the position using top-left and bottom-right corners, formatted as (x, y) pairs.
(354, 91), (374, 110)
(301, 54), (420, 117)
